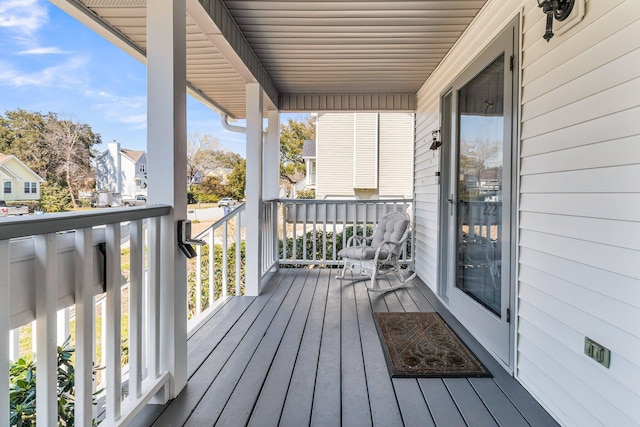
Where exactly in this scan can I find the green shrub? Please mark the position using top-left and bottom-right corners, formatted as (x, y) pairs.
(296, 189), (315, 199)
(9, 336), (98, 426)
(187, 241), (246, 318)
(39, 183), (71, 212)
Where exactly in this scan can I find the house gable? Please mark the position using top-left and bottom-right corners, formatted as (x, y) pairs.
(0, 154), (45, 201)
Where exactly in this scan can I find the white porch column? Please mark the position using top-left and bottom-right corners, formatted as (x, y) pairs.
(146, 0), (188, 400)
(245, 83), (263, 296)
(264, 109), (280, 200)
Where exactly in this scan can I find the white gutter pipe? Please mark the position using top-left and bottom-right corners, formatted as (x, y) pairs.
(221, 114), (267, 137)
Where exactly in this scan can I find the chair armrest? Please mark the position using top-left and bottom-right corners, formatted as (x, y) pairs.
(373, 233), (410, 262)
(345, 234), (372, 247)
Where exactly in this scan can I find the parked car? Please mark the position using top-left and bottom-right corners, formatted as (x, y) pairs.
(122, 195), (147, 207)
(217, 198), (237, 207)
(0, 200), (29, 216)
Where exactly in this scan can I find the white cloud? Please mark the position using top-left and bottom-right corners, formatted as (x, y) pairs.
(17, 47), (65, 55)
(0, 0), (48, 35)
(85, 89), (147, 130)
(0, 55), (89, 87)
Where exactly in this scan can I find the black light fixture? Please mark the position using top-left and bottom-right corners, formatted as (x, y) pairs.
(537, 0), (575, 42)
(430, 129), (441, 151)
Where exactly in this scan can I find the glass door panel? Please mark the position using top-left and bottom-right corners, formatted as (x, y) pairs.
(455, 54), (505, 317)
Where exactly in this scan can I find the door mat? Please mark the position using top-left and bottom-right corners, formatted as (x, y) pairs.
(374, 312), (491, 378)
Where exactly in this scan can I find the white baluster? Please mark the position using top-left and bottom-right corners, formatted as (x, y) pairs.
(35, 233), (57, 426)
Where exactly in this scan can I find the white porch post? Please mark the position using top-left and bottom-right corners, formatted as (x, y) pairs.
(147, 0), (188, 400)
(245, 83), (263, 296)
(264, 109), (280, 200)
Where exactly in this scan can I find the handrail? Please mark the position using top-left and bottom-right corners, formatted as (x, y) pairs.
(194, 202), (245, 239)
(0, 205), (171, 240)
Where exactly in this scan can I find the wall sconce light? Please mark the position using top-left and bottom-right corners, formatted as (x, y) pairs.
(537, 0), (575, 41)
(430, 129), (441, 151)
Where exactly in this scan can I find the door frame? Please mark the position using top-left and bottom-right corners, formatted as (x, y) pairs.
(437, 17), (520, 372)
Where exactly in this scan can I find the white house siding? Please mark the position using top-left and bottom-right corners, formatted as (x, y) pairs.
(414, 0), (640, 425)
(316, 113), (354, 198)
(353, 113), (378, 189)
(316, 112), (413, 199)
(379, 113), (415, 198)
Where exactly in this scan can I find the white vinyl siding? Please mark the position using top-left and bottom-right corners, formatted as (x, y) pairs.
(316, 113), (413, 199)
(378, 113), (414, 198)
(414, 0), (640, 425)
(316, 113), (354, 198)
(353, 113), (378, 189)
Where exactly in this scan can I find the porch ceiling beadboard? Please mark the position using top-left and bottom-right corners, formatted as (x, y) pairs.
(56, 0), (489, 116)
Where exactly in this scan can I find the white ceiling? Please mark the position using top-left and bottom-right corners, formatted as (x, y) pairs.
(55, 0), (488, 118)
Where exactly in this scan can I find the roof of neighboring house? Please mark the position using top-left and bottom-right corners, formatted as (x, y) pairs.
(121, 148), (145, 162)
(0, 153), (45, 182)
(302, 140), (316, 158)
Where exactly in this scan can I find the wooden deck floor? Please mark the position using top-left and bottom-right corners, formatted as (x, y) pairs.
(131, 268), (558, 427)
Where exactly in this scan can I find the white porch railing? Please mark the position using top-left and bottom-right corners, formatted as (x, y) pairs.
(278, 199), (414, 266)
(186, 200), (280, 330)
(1, 206), (172, 426)
(261, 200), (279, 279)
(187, 204), (246, 329)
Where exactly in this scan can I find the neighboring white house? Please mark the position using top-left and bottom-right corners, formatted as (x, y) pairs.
(312, 112), (414, 199)
(0, 153), (44, 202)
(95, 141), (147, 198)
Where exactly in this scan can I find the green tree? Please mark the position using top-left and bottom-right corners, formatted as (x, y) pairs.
(279, 117), (314, 185)
(226, 158), (246, 200)
(212, 150), (243, 169)
(0, 109), (100, 207)
(0, 109), (52, 180)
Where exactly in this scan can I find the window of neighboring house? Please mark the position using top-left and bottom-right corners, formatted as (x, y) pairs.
(3, 181), (12, 194)
(139, 164), (146, 173)
(24, 182), (37, 193)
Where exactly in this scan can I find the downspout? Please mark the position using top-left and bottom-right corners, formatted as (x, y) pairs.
(221, 114), (267, 137)
(221, 114), (247, 134)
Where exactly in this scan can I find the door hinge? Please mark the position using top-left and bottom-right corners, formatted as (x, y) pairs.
(506, 308), (511, 323)
(509, 55), (514, 71)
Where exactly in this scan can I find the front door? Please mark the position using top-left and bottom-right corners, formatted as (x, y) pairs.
(444, 22), (517, 367)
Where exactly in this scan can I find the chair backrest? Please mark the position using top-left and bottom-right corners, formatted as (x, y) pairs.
(370, 211), (410, 255)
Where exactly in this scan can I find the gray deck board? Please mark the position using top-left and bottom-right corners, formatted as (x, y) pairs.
(393, 379), (436, 427)
(132, 268), (558, 427)
(183, 270), (301, 426)
(445, 378), (499, 426)
(152, 271), (291, 426)
(277, 269), (329, 427)
(215, 269), (313, 426)
(355, 281), (405, 426)
(419, 379), (467, 427)
(311, 269), (342, 426)
(469, 378), (529, 427)
(341, 279), (373, 427)
(246, 268), (317, 426)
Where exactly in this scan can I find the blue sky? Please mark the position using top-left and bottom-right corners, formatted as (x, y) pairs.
(0, 0), (304, 158)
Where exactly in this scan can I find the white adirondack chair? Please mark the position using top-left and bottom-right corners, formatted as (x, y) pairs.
(336, 211), (416, 292)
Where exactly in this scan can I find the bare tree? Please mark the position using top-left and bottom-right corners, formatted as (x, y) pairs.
(187, 132), (220, 187)
(45, 115), (98, 208)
